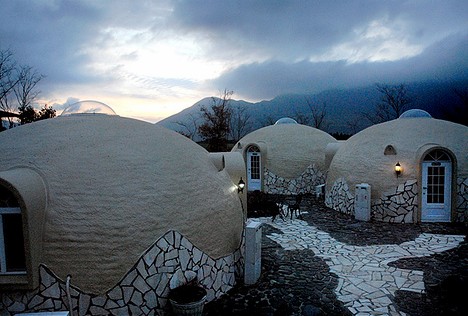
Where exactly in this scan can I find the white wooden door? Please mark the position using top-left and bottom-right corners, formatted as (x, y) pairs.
(247, 147), (261, 191)
(421, 161), (451, 222)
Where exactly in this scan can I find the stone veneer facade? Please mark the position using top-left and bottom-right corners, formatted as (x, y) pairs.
(372, 180), (418, 223)
(326, 177), (468, 224)
(457, 177), (468, 222)
(1, 230), (244, 316)
(325, 178), (355, 215)
(264, 164), (326, 195)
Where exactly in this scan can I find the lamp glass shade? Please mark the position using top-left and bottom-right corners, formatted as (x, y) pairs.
(237, 178), (245, 193)
(395, 162), (402, 175)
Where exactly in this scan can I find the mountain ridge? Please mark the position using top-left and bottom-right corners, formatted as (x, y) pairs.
(158, 80), (467, 138)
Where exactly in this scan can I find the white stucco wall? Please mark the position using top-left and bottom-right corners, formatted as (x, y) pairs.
(327, 118), (468, 200)
(233, 124), (337, 179)
(0, 114), (244, 293)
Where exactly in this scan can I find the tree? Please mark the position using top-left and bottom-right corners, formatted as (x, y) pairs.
(174, 113), (200, 140)
(293, 110), (310, 125)
(18, 105), (38, 124)
(37, 104), (56, 121)
(0, 50), (18, 101)
(229, 104), (251, 142)
(305, 98), (329, 130)
(365, 83), (412, 124)
(17, 104), (56, 125)
(0, 48), (52, 130)
(294, 98), (329, 130)
(14, 65), (44, 112)
(0, 49), (19, 128)
(198, 90), (233, 152)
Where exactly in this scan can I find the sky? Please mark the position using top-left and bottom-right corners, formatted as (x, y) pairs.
(1, 0), (467, 122)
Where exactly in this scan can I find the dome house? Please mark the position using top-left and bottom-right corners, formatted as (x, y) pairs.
(0, 102), (246, 315)
(232, 118), (337, 195)
(326, 110), (468, 223)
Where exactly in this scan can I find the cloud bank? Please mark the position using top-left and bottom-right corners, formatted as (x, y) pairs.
(0, 0), (466, 120)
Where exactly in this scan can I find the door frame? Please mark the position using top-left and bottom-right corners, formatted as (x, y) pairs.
(418, 147), (457, 223)
(246, 145), (262, 191)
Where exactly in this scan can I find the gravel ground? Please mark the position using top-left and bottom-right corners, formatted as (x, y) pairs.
(203, 197), (468, 316)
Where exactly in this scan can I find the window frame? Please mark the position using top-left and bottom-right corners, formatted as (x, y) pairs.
(0, 206), (26, 275)
(0, 168), (47, 290)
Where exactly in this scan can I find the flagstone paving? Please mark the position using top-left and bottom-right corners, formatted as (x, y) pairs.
(204, 198), (468, 316)
(257, 217), (464, 315)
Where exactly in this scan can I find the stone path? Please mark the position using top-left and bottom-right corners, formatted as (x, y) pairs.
(204, 198), (468, 316)
(257, 216), (465, 316)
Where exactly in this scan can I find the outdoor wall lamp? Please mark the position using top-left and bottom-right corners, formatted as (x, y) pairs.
(238, 177), (245, 193)
(395, 162), (402, 177)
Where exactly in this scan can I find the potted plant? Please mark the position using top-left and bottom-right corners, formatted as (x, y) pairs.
(168, 279), (207, 316)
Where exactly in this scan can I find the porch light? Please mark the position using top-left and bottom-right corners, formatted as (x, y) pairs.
(238, 178), (245, 193)
(395, 162), (402, 177)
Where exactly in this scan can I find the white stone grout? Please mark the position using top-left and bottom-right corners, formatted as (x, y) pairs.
(258, 217), (464, 316)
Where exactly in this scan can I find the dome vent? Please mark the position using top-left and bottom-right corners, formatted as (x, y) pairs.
(61, 100), (117, 116)
(274, 117), (298, 125)
(399, 109), (432, 119)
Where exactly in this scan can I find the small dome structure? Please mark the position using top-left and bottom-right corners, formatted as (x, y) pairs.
(274, 117), (298, 125)
(399, 109), (432, 118)
(233, 123), (337, 194)
(0, 114), (244, 297)
(326, 117), (468, 223)
(61, 100), (117, 116)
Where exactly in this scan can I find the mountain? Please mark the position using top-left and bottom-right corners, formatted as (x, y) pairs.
(157, 80), (467, 138)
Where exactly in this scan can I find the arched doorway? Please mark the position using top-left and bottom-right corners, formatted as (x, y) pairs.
(421, 149), (452, 222)
(246, 145), (261, 191)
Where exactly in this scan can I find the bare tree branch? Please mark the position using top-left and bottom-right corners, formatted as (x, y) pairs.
(365, 83), (412, 124)
(229, 104), (251, 142)
(198, 89), (233, 151)
(174, 113), (200, 140)
(14, 65), (44, 111)
(305, 98), (329, 130)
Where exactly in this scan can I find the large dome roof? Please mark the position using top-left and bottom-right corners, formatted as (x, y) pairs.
(0, 115), (243, 293)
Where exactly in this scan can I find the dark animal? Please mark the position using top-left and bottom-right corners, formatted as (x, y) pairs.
(287, 194), (303, 219)
(269, 201), (284, 222)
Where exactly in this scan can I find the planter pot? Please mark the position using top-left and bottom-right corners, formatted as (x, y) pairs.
(169, 285), (207, 316)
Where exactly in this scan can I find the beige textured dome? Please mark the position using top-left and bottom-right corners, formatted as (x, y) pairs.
(234, 123), (337, 178)
(327, 117), (468, 198)
(0, 114), (244, 293)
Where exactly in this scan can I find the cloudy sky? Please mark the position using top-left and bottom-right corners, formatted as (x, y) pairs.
(1, 0), (467, 122)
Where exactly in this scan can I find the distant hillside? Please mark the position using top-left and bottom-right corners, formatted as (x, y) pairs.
(157, 80), (467, 139)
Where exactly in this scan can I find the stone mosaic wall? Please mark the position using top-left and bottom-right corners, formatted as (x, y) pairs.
(372, 180), (418, 223)
(327, 177), (468, 224)
(264, 164), (326, 195)
(325, 178), (354, 215)
(1, 230), (244, 316)
(326, 178), (419, 223)
(456, 177), (468, 222)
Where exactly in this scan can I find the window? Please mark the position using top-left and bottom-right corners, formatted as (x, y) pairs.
(0, 168), (47, 289)
(0, 185), (26, 274)
(423, 149), (450, 162)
